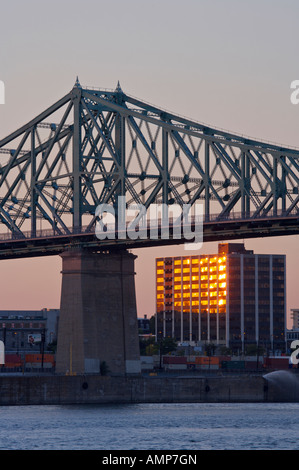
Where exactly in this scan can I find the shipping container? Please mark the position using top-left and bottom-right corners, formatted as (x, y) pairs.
(196, 364), (219, 370)
(163, 356), (187, 364)
(4, 363), (22, 368)
(195, 356), (219, 365)
(25, 354), (55, 365)
(5, 354), (22, 364)
(4, 354), (22, 368)
(28, 362), (53, 369)
(164, 364), (187, 370)
(218, 356), (232, 362)
(263, 357), (289, 370)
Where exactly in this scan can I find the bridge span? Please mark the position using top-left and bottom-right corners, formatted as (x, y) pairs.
(1, 80), (299, 375)
(0, 210), (298, 260)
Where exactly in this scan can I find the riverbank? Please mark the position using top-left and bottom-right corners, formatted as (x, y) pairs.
(0, 372), (297, 405)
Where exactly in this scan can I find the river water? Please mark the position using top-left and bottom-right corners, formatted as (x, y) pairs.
(0, 402), (298, 450)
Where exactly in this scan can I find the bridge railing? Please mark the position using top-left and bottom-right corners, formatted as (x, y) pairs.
(0, 207), (298, 244)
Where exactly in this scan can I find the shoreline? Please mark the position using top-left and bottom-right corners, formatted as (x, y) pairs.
(0, 373), (297, 405)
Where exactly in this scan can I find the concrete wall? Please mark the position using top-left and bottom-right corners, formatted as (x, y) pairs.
(0, 375), (273, 405)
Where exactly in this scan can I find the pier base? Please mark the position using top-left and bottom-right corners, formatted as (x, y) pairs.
(55, 249), (141, 376)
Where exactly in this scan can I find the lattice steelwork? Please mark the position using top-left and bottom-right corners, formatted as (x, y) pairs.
(1, 79), (299, 246)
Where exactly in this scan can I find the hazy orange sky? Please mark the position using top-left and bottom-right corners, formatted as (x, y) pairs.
(0, 0), (299, 328)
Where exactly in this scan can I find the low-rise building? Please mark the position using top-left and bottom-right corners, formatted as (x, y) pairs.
(0, 308), (59, 353)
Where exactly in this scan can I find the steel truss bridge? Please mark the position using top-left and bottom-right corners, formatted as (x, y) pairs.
(1, 79), (299, 259)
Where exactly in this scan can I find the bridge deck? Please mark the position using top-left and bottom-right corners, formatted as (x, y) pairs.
(0, 214), (298, 259)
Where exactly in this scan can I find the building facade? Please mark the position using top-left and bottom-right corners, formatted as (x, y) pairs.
(138, 315), (151, 335)
(156, 243), (286, 353)
(290, 309), (299, 329)
(0, 309), (59, 353)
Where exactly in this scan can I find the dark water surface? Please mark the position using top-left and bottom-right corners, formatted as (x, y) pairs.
(0, 402), (298, 450)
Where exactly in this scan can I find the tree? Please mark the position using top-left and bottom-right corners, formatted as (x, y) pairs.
(139, 336), (156, 356)
(47, 340), (57, 354)
(205, 343), (216, 356)
(159, 337), (178, 355)
(245, 344), (265, 356)
(219, 345), (232, 355)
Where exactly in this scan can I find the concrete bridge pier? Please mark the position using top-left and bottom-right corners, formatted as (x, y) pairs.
(55, 248), (141, 376)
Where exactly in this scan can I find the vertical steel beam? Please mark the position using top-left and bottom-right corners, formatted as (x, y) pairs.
(115, 111), (126, 234)
(72, 88), (82, 229)
(162, 128), (169, 204)
(245, 153), (251, 216)
(281, 155), (286, 213)
(162, 128), (169, 225)
(204, 141), (210, 221)
(273, 156), (278, 216)
(241, 151), (250, 218)
(115, 113), (126, 196)
(241, 151), (245, 218)
(31, 126), (37, 236)
(120, 116), (126, 197)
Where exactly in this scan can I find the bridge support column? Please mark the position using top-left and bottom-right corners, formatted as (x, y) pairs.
(55, 249), (141, 376)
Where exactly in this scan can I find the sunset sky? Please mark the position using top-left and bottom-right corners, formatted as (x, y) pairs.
(0, 0), (299, 327)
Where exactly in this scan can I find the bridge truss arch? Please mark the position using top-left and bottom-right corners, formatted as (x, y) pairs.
(0, 80), (299, 256)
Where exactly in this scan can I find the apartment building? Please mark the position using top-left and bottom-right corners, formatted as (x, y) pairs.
(156, 243), (286, 353)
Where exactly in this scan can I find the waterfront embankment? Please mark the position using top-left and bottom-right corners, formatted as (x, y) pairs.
(0, 372), (297, 405)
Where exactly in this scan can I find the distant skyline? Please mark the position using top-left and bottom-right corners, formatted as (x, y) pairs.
(1, 0), (299, 327)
